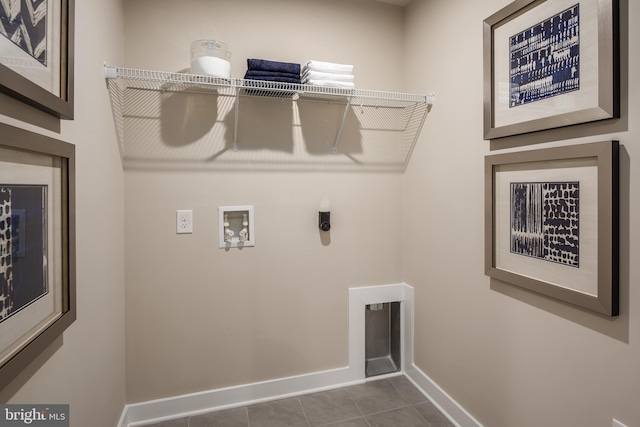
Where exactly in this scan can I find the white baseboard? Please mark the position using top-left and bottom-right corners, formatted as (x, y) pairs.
(119, 366), (365, 427)
(404, 364), (484, 427)
(118, 283), (479, 427)
(118, 364), (481, 427)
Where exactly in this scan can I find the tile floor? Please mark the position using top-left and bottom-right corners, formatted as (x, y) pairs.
(141, 375), (455, 427)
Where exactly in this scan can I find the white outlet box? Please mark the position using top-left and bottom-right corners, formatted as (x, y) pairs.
(613, 419), (627, 427)
(176, 210), (193, 234)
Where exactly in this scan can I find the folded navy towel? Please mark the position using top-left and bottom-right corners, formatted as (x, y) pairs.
(245, 70), (301, 80)
(243, 74), (301, 84)
(247, 58), (301, 75)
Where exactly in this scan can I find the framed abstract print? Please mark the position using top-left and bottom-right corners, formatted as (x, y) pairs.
(0, 123), (76, 389)
(483, 0), (618, 139)
(485, 141), (618, 316)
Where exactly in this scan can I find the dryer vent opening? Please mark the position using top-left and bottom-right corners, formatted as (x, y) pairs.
(365, 302), (401, 377)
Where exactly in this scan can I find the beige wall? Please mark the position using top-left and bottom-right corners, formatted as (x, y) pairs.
(0, 1), (127, 427)
(123, 0), (406, 403)
(404, 1), (640, 426)
(9, 0), (631, 425)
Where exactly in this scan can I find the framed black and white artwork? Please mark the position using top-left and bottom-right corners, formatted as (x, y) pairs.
(483, 0), (619, 139)
(485, 141), (619, 316)
(0, 123), (76, 389)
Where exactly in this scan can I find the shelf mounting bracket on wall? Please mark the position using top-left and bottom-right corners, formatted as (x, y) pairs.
(233, 87), (240, 151)
(333, 97), (352, 154)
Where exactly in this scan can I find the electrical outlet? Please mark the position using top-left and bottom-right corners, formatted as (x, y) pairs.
(613, 419), (627, 427)
(176, 210), (193, 234)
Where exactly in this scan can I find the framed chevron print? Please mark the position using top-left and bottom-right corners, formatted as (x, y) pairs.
(0, 0), (74, 119)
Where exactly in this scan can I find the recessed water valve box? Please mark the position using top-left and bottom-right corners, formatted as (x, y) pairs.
(219, 205), (254, 248)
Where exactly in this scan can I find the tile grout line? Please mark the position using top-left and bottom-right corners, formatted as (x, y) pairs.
(390, 377), (434, 426)
(296, 397), (312, 427)
(345, 378), (416, 424)
(343, 379), (367, 420)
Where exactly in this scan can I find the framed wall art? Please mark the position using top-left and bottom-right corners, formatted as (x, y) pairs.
(0, 123), (76, 390)
(0, 0), (74, 119)
(483, 0), (619, 139)
(485, 141), (618, 316)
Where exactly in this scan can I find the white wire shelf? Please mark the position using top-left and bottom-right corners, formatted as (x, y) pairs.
(104, 65), (434, 169)
(105, 66), (434, 105)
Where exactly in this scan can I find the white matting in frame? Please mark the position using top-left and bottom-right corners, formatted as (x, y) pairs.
(494, 158), (598, 296)
(0, 146), (64, 367)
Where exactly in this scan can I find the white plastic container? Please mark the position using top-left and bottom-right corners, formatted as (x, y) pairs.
(190, 40), (231, 78)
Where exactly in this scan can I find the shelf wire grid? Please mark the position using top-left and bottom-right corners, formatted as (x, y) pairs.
(108, 66), (433, 105)
(105, 65), (433, 171)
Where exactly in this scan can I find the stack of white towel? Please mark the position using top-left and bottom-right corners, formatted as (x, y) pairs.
(302, 60), (355, 89)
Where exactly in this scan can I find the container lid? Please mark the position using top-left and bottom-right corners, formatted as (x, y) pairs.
(191, 40), (231, 61)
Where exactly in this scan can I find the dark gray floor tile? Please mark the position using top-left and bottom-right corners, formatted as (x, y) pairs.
(247, 397), (309, 427)
(367, 406), (431, 427)
(319, 418), (369, 427)
(366, 407), (430, 427)
(141, 418), (189, 427)
(345, 379), (410, 415)
(189, 407), (249, 427)
(299, 388), (362, 426)
(388, 376), (427, 405)
(140, 377), (454, 427)
(414, 401), (455, 427)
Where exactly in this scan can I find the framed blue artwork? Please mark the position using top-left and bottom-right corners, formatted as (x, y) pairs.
(0, 0), (74, 119)
(0, 123), (76, 390)
(485, 141), (619, 316)
(483, 0), (618, 139)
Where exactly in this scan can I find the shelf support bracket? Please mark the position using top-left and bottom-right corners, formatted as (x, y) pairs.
(104, 64), (118, 80)
(333, 97), (352, 154)
(233, 87), (240, 151)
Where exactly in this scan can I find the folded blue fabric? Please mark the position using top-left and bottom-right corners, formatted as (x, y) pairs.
(247, 58), (301, 75)
(243, 74), (301, 84)
(245, 70), (300, 80)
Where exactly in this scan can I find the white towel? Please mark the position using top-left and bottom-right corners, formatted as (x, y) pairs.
(304, 60), (354, 75)
(302, 70), (354, 82)
(302, 79), (355, 89)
